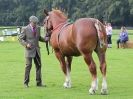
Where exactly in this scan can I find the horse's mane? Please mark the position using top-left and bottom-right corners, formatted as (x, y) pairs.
(52, 9), (67, 20)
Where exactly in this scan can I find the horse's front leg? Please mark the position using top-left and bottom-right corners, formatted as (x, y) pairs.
(63, 56), (73, 88)
(55, 51), (72, 88)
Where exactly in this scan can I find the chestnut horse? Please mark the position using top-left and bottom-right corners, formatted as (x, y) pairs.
(44, 9), (108, 95)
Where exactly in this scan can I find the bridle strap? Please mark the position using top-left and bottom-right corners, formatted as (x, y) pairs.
(52, 21), (67, 32)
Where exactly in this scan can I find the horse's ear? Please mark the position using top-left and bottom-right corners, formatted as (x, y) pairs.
(44, 9), (49, 16)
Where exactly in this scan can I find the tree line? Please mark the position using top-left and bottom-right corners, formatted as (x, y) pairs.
(0, 0), (133, 26)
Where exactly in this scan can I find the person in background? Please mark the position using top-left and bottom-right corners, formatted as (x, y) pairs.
(18, 16), (46, 87)
(117, 26), (129, 48)
(106, 23), (113, 48)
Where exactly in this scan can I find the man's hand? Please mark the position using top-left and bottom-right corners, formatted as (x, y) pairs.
(45, 37), (50, 42)
(26, 43), (32, 49)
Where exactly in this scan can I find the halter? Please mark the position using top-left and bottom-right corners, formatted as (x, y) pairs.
(52, 22), (67, 32)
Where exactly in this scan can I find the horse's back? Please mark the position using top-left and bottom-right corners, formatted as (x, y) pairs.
(72, 18), (99, 51)
(59, 18), (106, 56)
(73, 18), (98, 36)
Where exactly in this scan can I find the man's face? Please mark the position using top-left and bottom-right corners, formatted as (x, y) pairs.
(30, 22), (37, 27)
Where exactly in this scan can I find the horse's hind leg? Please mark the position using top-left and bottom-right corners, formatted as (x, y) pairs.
(55, 51), (72, 88)
(83, 52), (98, 95)
(96, 50), (108, 95)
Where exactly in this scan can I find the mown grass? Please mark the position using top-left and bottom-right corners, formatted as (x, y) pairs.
(0, 29), (133, 99)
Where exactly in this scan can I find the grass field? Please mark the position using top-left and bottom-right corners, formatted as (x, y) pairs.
(0, 29), (133, 99)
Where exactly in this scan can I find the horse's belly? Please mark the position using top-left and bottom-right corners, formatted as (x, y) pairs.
(63, 51), (81, 56)
(61, 46), (81, 56)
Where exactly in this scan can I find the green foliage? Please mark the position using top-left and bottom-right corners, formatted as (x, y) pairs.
(0, 0), (133, 26)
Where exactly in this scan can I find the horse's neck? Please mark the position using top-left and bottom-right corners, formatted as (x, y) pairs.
(52, 17), (67, 29)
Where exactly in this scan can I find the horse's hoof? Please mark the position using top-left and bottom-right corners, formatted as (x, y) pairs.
(101, 88), (108, 95)
(89, 88), (96, 95)
(63, 82), (71, 88)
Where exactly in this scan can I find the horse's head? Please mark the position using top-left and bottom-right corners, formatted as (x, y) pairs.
(43, 9), (67, 37)
(43, 9), (53, 37)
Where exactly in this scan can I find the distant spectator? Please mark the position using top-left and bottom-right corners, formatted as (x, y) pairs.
(106, 23), (113, 48)
(117, 26), (129, 48)
(17, 26), (22, 34)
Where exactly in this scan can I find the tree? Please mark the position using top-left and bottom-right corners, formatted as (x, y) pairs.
(0, 0), (132, 26)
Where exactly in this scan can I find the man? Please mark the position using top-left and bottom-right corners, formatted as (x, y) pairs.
(18, 16), (46, 87)
(106, 23), (113, 48)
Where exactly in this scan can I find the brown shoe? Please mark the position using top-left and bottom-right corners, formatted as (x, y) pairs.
(24, 83), (29, 88)
(37, 83), (46, 87)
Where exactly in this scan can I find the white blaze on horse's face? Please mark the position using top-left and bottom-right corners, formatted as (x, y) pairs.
(44, 16), (49, 28)
(46, 16), (49, 20)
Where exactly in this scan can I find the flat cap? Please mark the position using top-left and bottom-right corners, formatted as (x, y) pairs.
(29, 16), (39, 23)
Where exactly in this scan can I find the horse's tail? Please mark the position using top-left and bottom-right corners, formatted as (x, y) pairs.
(94, 19), (106, 48)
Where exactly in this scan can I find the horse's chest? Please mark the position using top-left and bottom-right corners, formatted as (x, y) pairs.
(50, 33), (60, 49)
(50, 26), (80, 56)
